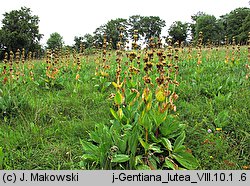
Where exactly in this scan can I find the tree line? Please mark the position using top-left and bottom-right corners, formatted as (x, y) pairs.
(0, 6), (249, 58)
(74, 7), (250, 50)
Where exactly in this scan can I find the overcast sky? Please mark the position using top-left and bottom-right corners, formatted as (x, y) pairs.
(0, 0), (249, 46)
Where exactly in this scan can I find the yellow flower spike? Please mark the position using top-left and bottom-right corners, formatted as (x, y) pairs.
(117, 108), (124, 120)
(155, 87), (165, 102)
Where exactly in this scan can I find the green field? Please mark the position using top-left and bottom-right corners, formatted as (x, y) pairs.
(0, 45), (249, 170)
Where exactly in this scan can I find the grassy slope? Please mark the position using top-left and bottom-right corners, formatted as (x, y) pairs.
(0, 48), (249, 170)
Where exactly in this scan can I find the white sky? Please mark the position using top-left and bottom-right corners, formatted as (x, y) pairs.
(0, 0), (249, 46)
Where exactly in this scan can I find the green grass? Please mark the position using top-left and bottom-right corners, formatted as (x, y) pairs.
(177, 53), (249, 169)
(0, 47), (249, 170)
(0, 59), (112, 169)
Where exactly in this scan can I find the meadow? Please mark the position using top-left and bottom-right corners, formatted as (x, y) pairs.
(0, 33), (249, 170)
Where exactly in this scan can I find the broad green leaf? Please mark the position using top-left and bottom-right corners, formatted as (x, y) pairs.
(173, 145), (186, 153)
(104, 82), (111, 87)
(161, 138), (172, 151)
(122, 124), (133, 131)
(164, 157), (178, 170)
(110, 108), (119, 120)
(149, 144), (163, 153)
(114, 91), (123, 105)
(148, 156), (158, 170)
(139, 111), (151, 129)
(80, 140), (98, 154)
(159, 116), (185, 138)
(122, 107), (130, 119)
(126, 92), (137, 103)
(139, 137), (149, 151)
(111, 154), (130, 163)
(135, 155), (144, 166)
(150, 110), (166, 127)
(149, 131), (160, 143)
(117, 137), (128, 154)
(81, 154), (99, 162)
(89, 131), (101, 143)
(173, 132), (186, 151)
(127, 80), (137, 88)
(128, 126), (139, 154)
(172, 151), (199, 170)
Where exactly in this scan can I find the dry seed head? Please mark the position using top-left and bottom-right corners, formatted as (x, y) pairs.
(15, 49), (20, 61)
(157, 50), (163, 57)
(143, 76), (151, 84)
(167, 38), (172, 45)
(156, 76), (165, 86)
(147, 51), (154, 59)
(119, 26), (125, 31)
(4, 52), (8, 63)
(128, 52), (137, 61)
(156, 62), (164, 72)
(143, 66), (149, 73)
(167, 52), (172, 57)
(143, 55), (149, 63)
(145, 62), (153, 69)
(167, 63), (173, 68)
(9, 51), (14, 62)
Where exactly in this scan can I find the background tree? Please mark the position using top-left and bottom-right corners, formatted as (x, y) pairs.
(239, 13), (250, 43)
(82, 33), (94, 49)
(127, 15), (145, 41)
(46, 32), (64, 49)
(220, 7), (250, 43)
(190, 11), (206, 41)
(93, 25), (106, 48)
(168, 21), (188, 44)
(73, 36), (84, 51)
(74, 34), (94, 51)
(194, 14), (223, 44)
(0, 29), (5, 59)
(93, 18), (128, 49)
(105, 18), (128, 49)
(0, 7), (42, 56)
(140, 16), (166, 41)
(92, 16), (165, 48)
